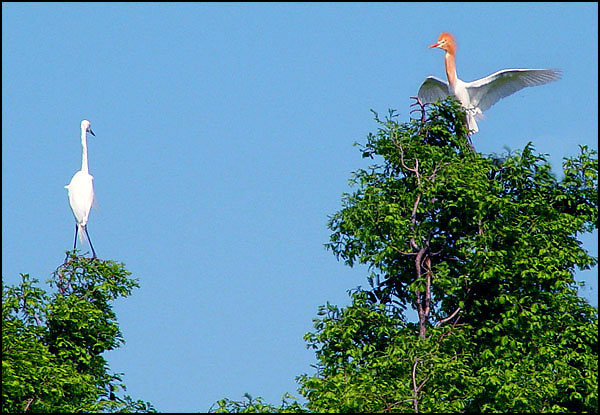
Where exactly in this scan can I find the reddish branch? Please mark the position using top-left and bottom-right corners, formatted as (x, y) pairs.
(24, 397), (35, 412)
(410, 96), (427, 124)
(393, 108), (470, 411)
(396, 140), (454, 339)
(396, 141), (432, 340)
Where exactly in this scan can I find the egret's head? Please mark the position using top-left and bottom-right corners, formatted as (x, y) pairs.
(81, 120), (95, 136)
(429, 32), (457, 55)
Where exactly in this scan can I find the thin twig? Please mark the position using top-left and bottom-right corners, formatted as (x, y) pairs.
(396, 141), (418, 175)
(390, 245), (418, 256)
(436, 306), (462, 327)
(24, 397), (35, 412)
(417, 376), (430, 394)
(409, 96), (427, 123)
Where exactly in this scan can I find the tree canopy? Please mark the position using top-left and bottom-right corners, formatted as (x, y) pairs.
(2, 253), (155, 413)
(213, 99), (598, 413)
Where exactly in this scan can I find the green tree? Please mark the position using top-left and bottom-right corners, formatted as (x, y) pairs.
(299, 99), (598, 412)
(214, 99), (597, 412)
(2, 253), (155, 413)
(211, 393), (305, 413)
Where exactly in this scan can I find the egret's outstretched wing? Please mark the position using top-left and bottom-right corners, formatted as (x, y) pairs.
(417, 76), (450, 104)
(466, 69), (562, 112)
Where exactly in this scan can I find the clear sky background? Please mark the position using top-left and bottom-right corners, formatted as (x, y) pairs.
(2, 2), (598, 412)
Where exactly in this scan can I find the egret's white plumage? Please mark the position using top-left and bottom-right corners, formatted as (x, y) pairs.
(418, 32), (562, 133)
(65, 120), (97, 258)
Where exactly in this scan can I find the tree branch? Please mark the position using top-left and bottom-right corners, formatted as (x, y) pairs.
(436, 306), (462, 327)
(24, 397), (35, 412)
(396, 141), (420, 182)
(412, 359), (419, 413)
(410, 96), (426, 122)
(415, 248), (428, 339)
(390, 245), (418, 256)
(423, 256), (432, 321)
(409, 193), (422, 251)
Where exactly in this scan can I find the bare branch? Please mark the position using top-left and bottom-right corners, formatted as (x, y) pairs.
(24, 397), (35, 412)
(415, 248), (428, 339)
(396, 141), (419, 175)
(409, 192), (422, 251)
(412, 359), (419, 413)
(423, 256), (432, 320)
(417, 375), (430, 393)
(414, 158), (421, 186)
(409, 96), (427, 123)
(410, 194), (421, 227)
(436, 306), (462, 327)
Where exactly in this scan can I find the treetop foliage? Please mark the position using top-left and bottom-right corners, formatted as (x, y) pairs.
(2, 253), (156, 413)
(213, 98), (598, 413)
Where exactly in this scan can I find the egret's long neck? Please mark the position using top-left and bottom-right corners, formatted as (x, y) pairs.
(444, 51), (458, 86)
(80, 128), (89, 174)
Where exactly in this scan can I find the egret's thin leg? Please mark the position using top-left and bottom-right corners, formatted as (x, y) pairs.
(65, 224), (79, 263)
(73, 223), (79, 250)
(84, 226), (97, 259)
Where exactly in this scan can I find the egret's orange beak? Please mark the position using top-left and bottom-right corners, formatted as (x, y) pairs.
(429, 42), (440, 49)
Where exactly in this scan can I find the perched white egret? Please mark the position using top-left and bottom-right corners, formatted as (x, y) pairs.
(418, 32), (562, 134)
(65, 120), (97, 258)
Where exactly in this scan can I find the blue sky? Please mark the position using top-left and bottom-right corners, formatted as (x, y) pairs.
(2, 3), (597, 412)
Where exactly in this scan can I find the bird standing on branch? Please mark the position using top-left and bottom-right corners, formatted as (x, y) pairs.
(65, 119), (97, 259)
(418, 32), (561, 134)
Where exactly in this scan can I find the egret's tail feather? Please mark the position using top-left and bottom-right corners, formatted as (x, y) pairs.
(78, 224), (88, 244)
(466, 113), (479, 134)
